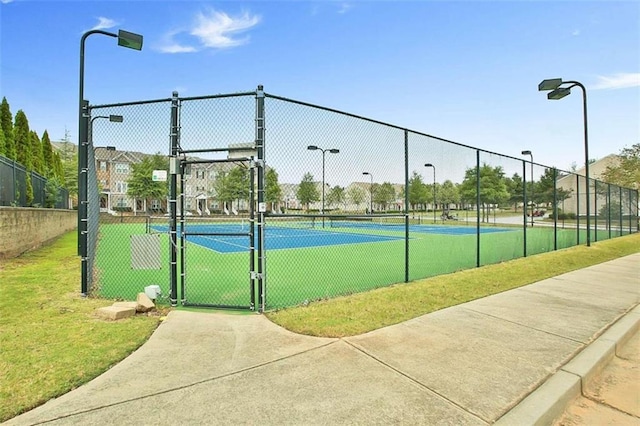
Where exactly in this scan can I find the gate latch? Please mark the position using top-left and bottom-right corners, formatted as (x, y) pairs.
(250, 272), (263, 280)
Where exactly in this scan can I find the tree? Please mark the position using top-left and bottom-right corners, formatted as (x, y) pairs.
(1, 97), (16, 160)
(459, 164), (510, 222)
(437, 180), (460, 209)
(347, 185), (365, 212)
(62, 154), (78, 196)
(408, 171), (428, 210)
(30, 130), (45, 175)
(213, 165), (250, 211)
(296, 172), (319, 210)
(42, 130), (54, 176)
(25, 174), (34, 206)
(14, 110), (32, 170)
(127, 154), (169, 213)
(265, 168), (282, 211)
(373, 182), (396, 211)
(326, 185), (345, 210)
(45, 176), (63, 208)
(505, 173), (524, 211)
(601, 143), (640, 191)
(0, 127), (4, 156)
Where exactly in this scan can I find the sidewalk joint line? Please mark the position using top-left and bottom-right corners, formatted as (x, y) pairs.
(342, 339), (490, 425)
(27, 340), (340, 425)
(462, 307), (586, 345)
(583, 394), (640, 419)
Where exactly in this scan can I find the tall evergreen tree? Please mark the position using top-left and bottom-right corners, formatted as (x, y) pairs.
(25, 173), (34, 206)
(0, 127), (5, 156)
(42, 130), (54, 176)
(14, 110), (32, 170)
(30, 130), (45, 175)
(53, 151), (64, 182)
(1, 97), (16, 160)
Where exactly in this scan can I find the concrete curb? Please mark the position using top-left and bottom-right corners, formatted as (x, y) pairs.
(494, 304), (640, 425)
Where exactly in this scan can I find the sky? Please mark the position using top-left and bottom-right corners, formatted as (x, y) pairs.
(1, 0), (639, 185)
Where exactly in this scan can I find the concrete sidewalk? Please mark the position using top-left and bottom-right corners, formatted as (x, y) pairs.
(6, 254), (639, 425)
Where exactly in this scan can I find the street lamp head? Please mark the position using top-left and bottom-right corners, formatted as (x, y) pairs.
(328, 149), (340, 154)
(117, 30), (143, 51)
(548, 87), (571, 100)
(362, 172), (370, 176)
(424, 163), (434, 167)
(109, 115), (124, 123)
(538, 78), (562, 91)
(521, 150), (531, 156)
(307, 145), (319, 151)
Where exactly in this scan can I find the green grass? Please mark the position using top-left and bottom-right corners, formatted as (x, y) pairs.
(266, 232), (640, 337)
(0, 232), (163, 422)
(94, 220), (625, 310)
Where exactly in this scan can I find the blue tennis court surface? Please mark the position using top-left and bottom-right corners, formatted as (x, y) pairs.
(151, 221), (515, 253)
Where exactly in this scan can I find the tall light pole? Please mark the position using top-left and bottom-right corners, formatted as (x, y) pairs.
(307, 145), (339, 223)
(521, 150), (534, 227)
(424, 163), (436, 223)
(362, 172), (373, 214)
(538, 78), (590, 246)
(79, 29), (143, 295)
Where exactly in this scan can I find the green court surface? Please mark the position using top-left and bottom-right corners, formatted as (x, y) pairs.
(93, 220), (620, 310)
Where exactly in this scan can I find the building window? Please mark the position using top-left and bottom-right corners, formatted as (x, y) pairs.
(115, 181), (128, 194)
(99, 161), (107, 171)
(196, 170), (207, 179)
(100, 180), (107, 188)
(115, 163), (129, 174)
(116, 198), (128, 208)
(151, 199), (161, 209)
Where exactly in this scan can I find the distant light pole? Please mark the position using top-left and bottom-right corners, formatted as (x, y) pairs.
(521, 150), (534, 227)
(538, 78), (590, 246)
(424, 163), (436, 223)
(307, 145), (339, 222)
(79, 29), (143, 295)
(362, 172), (373, 214)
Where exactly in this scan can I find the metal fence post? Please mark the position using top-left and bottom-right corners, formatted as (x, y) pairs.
(256, 85), (266, 312)
(522, 159), (527, 257)
(553, 168), (557, 250)
(476, 150), (480, 267)
(576, 174), (580, 245)
(404, 129), (409, 283)
(79, 100), (89, 295)
(169, 91), (179, 306)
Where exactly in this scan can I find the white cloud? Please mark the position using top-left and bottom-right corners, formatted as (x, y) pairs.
(592, 73), (640, 90)
(0, 0), (15, 4)
(571, 29), (580, 36)
(89, 17), (119, 31)
(157, 9), (260, 54)
(190, 9), (261, 49)
(337, 3), (352, 14)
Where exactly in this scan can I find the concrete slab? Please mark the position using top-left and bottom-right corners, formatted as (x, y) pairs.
(95, 305), (135, 320)
(518, 277), (638, 311)
(552, 394), (639, 426)
(346, 307), (580, 423)
(16, 342), (487, 426)
(7, 311), (336, 425)
(464, 287), (628, 343)
(562, 339), (616, 393)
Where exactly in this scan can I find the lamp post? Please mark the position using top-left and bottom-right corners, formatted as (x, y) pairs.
(362, 172), (373, 214)
(89, 115), (124, 142)
(79, 29), (143, 295)
(307, 145), (339, 224)
(424, 163), (436, 223)
(538, 78), (590, 246)
(521, 150), (534, 227)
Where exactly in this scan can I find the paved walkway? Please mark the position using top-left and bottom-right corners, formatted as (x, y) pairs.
(6, 254), (639, 425)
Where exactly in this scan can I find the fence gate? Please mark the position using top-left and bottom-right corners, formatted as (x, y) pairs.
(166, 89), (267, 311)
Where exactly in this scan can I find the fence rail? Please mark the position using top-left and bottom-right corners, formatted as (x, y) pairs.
(83, 87), (639, 311)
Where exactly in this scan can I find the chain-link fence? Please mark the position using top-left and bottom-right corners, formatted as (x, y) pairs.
(82, 87), (639, 310)
(0, 155), (69, 208)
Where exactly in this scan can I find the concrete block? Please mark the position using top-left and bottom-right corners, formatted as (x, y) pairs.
(136, 292), (155, 313)
(112, 301), (138, 310)
(495, 370), (581, 426)
(96, 306), (136, 321)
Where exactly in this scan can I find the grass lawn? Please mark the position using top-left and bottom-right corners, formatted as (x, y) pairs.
(0, 232), (163, 423)
(266, 232), (640, 337)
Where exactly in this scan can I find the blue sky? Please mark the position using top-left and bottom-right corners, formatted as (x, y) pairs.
(1, 0), (638, 179)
